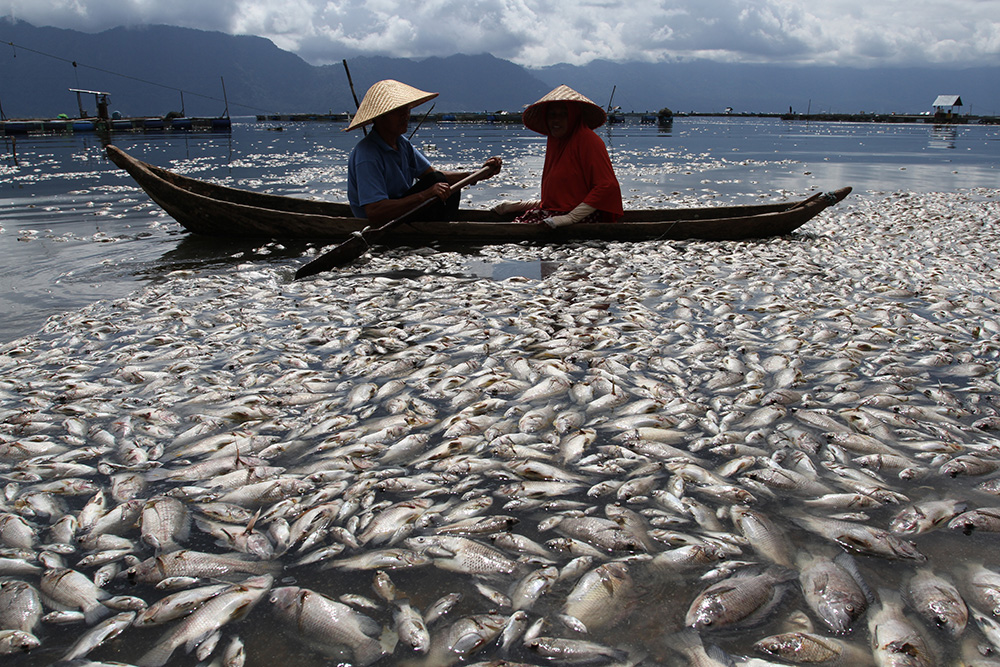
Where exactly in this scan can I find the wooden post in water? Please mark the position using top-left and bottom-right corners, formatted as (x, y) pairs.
(343, 60), (366, 136)
(220, 77), (230, 118)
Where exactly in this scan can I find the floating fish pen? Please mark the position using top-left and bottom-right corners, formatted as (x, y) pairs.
(1, 115), (232, 136)
(254, 113), (350, 122)
(1, 88), (232, 136)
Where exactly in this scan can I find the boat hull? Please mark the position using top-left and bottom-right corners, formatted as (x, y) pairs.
(106, 145), (850, 243)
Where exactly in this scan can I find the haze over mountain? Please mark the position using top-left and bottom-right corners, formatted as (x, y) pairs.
(2, 20), (997, 120)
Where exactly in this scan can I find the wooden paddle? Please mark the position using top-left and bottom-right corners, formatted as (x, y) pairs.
(294, 165), (492, 279)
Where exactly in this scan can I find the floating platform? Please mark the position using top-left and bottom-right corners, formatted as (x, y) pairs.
(1, 115), (232, 136)
(255, 113), (350, 122)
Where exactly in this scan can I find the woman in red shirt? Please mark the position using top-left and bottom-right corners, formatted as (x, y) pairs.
(502, 85), (624, 227)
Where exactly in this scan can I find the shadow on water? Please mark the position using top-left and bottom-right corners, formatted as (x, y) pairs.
(144, 235), (314, 278)
(149, 235), (556, 284)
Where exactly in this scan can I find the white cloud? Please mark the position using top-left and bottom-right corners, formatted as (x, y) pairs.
(3, 0), (999, 68)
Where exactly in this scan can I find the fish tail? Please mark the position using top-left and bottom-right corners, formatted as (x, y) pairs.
(136, 642), (175, 667)
(834, 552), (875, 604)
(84, 601), (113, 625)
(352, 640), (387, 667)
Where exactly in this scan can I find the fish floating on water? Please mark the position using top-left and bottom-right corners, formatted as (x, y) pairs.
(1, 190), (1000, 664)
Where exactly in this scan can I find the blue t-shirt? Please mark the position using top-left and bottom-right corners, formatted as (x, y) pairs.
(347, 132), (432, 218)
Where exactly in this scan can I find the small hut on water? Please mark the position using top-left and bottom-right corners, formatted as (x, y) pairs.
(932, 94), (963, 123)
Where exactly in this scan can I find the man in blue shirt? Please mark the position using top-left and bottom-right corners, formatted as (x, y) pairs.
(347, 79), (502, 224)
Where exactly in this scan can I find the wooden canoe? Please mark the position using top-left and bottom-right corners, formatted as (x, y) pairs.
(106, 145), (850, 242)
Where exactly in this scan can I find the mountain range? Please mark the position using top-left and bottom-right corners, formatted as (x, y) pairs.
(2, 19), (998, 119)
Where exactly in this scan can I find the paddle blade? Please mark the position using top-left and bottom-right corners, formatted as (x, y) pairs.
(294, 234), (370, 279)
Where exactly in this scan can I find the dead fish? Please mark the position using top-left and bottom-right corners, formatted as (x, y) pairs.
(140, 496), (190, 553)
(731, 505), (792, 566)
(793, 514), (925, 561)
(797, 551), (871, 634)
(138, 575), (273, 667)
(405, 535), (517, 575)
(868, 589), (934, 667)
(510, 565), (559, 611)
(889, 498), (967, 535)
(753, 631), (872, 664)
(906, 568), (968, 636)
(393, 597), (430, 654)
(562, 562), (634, 632)
(323, 548), (431, 571)
(0, 629), (40, 655)
(553, 516), (648, 553)
(425, 613), (506, 665)
(0, 580), (42, 634)
(61, 611), (136, 661)
(964, 564), (1000, 616)
(686, 566), (796, 631)
(126, 550), (279, 584)
(948, 507), (1000, 534)
(40, 568), (111, 625)
(133, 583), (230, 626)
(526, 635), (630, 664)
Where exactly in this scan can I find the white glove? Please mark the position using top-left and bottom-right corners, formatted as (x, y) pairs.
(492, 200), (540, 215)
(544, 203), (596, 228)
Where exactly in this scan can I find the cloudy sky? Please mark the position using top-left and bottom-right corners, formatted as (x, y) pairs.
(3, 0), (999, 69)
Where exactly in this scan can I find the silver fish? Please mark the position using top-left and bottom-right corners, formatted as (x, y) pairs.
(0, 629), (40, 655)
(138, 575), (273, 667)
(868, 589), (933, 667)
(134, 583), (231, 626)
(126, 550), (279, 584)
(797, 552), (871, 634)
(405, 535), (517, 575)
(526, 636), (630, 664)
(393, 597), (430, 653)
(40, 568), (111, 625)
(906, 568), (968, 636)
(686, 566), (795, 631)
(61, 611), (136, 661)
(890, 498), (966, 535)
(0, 580), (42, 633)
(270, 586), (386, 665)
(753, 631), (871, 664)
(793, 514), (925, 561)
(562, 562), (634, 632)
(425, 613), (506, 665)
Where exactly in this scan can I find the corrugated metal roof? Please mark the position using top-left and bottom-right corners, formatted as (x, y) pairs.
(933, 95), (963, 107)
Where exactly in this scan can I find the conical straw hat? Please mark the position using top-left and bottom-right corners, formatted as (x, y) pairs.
(345, 79), (439, 131)
(522, 84), (607, 135)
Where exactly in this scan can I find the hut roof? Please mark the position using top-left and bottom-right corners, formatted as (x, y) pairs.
(932, 95), (963, 107)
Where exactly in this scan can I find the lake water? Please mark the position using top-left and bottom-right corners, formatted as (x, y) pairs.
(3, 117), (1000, 667)
(2, 117), (998, 343)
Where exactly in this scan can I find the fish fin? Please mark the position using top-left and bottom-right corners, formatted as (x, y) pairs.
(833, 552), (875, 604)
(245, 508), (262, 534)
(352, 636), (388, 667)
(356, 612), (383, 640)
(84, 601), (113, 625)
(136, 641), (175, 667)
(423, 545), (455, 558)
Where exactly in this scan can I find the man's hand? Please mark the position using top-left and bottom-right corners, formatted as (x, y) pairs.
(425, 181), (451, 202)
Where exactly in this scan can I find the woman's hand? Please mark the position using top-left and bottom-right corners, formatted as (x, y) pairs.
(483, 156), (502, 176)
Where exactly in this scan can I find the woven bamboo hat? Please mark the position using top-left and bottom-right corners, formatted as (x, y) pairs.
(345, 79), (439, 132)
(522, 84), (607, 135)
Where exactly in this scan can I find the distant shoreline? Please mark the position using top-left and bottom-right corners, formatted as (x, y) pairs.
(252, 111), (1000, 125)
